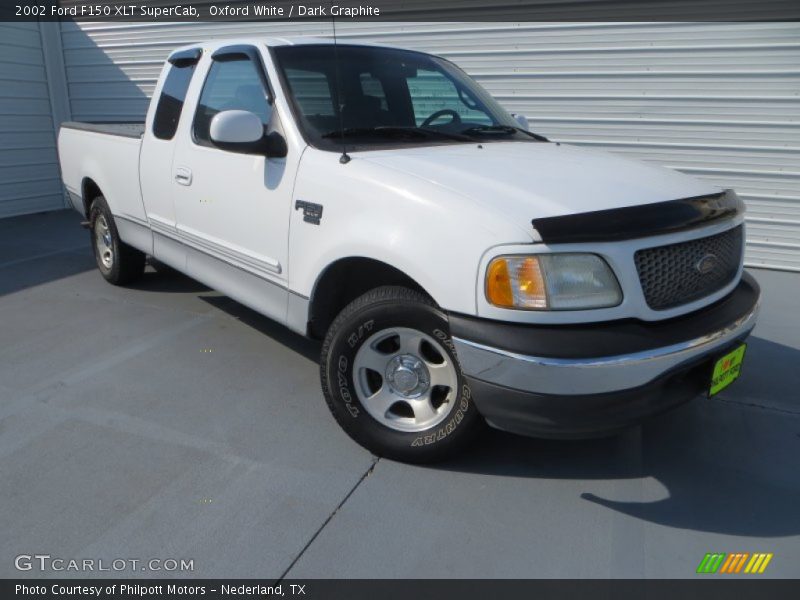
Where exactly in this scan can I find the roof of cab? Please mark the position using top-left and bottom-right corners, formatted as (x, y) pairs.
(167, 36), (399, 58)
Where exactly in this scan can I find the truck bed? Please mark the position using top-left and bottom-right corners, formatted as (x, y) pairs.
(58, 120), (147, 223)
(61, 121), (145, 139)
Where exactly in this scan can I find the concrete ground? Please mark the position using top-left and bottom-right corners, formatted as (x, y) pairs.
(1, 210), (798, 579)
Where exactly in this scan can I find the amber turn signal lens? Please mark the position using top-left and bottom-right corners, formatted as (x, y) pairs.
(486, 257), (514, 307)
(486, 256), (547, 308)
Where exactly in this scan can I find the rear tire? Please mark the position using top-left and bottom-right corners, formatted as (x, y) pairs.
(320, 286), (484, 463)
(89, 196), (146, 285)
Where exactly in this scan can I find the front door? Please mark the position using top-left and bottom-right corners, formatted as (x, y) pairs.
(171, 47), (294, 322)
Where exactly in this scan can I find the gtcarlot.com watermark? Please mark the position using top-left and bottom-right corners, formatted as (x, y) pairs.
(15, 554), (194, 573)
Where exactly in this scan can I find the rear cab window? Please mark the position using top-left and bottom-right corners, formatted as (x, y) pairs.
(152, 49), (201, 140)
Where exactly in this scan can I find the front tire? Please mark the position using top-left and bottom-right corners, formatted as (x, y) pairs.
(320, 286), (483, 463)
(89, 196), (146, 286)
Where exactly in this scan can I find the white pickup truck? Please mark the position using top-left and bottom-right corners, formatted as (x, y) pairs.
(58, 37), (760, 462)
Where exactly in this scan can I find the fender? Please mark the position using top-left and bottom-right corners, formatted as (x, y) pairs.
(288, 147), (533, 318)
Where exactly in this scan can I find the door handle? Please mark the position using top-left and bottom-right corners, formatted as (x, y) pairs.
(174, 166), (193, 186)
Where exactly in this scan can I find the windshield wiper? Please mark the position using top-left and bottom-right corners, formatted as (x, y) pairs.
(321, 126), (472, 142)
(459, 125), (549, 142)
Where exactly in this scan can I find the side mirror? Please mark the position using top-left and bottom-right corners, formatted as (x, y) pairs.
(209, 110), (287, 157)
(512, 113), (529, 131)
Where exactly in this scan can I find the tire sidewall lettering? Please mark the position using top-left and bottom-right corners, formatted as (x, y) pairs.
(336, 354), (359, 418)
(336, 318), (375, 418)
(411, 385), (471, 447)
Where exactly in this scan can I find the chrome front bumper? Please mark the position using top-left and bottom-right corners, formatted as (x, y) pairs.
(453, 287), (760, 397)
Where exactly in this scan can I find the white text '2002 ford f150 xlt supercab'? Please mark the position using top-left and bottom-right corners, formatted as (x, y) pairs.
(58, 38), (760, 462)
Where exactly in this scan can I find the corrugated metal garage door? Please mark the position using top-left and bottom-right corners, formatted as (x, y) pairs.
(60, 20), (800, 271)
(0, 23), (65, 218)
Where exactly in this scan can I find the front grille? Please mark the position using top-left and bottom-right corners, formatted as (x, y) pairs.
(635, 225), (743, 310)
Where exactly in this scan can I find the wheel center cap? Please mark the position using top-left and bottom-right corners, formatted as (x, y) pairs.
(393, 367), (418, 392)
(385, 354), (430, 397)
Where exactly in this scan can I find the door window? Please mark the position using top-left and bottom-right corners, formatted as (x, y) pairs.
(193, 57), (272, 146)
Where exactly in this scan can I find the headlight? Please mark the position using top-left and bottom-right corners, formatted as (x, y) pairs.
(485, 254), (622, 310)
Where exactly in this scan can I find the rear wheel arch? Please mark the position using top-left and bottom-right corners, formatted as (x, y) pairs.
(81, 177), (103, 217)
(307, 257), (434, 340)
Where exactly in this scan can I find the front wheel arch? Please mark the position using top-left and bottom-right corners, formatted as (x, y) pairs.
(307, 257), (433, 340)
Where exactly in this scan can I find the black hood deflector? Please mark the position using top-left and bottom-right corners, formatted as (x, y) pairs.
(532, 190), (744, 244)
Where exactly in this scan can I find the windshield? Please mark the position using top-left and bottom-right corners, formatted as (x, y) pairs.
(272, 44), (542, 150)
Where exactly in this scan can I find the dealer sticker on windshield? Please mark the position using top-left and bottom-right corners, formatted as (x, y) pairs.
(709, 344), (747, 397)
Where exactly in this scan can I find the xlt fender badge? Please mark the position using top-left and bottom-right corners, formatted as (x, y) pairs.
(295, 200), (323, 225)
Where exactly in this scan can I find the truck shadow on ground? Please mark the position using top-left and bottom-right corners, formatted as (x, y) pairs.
(439, 336), (800, 538)
(199, 293), (322, 362)
(127, 259), (211, 294)
(128, 261), (322, 361)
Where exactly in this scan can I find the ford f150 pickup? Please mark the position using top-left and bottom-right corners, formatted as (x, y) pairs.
(58, 37), (760, 462)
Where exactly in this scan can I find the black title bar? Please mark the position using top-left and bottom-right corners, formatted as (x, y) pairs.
(4, 0), (800, 22)
(5, 579), (800, 600)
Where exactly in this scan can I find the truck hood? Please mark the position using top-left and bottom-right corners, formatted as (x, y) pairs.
(359, 141), (721, 230)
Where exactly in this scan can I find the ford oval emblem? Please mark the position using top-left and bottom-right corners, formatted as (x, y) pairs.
(695, 253), (718, 275)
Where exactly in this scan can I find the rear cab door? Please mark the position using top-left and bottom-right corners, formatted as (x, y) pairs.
(140, 47), (202, 268)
